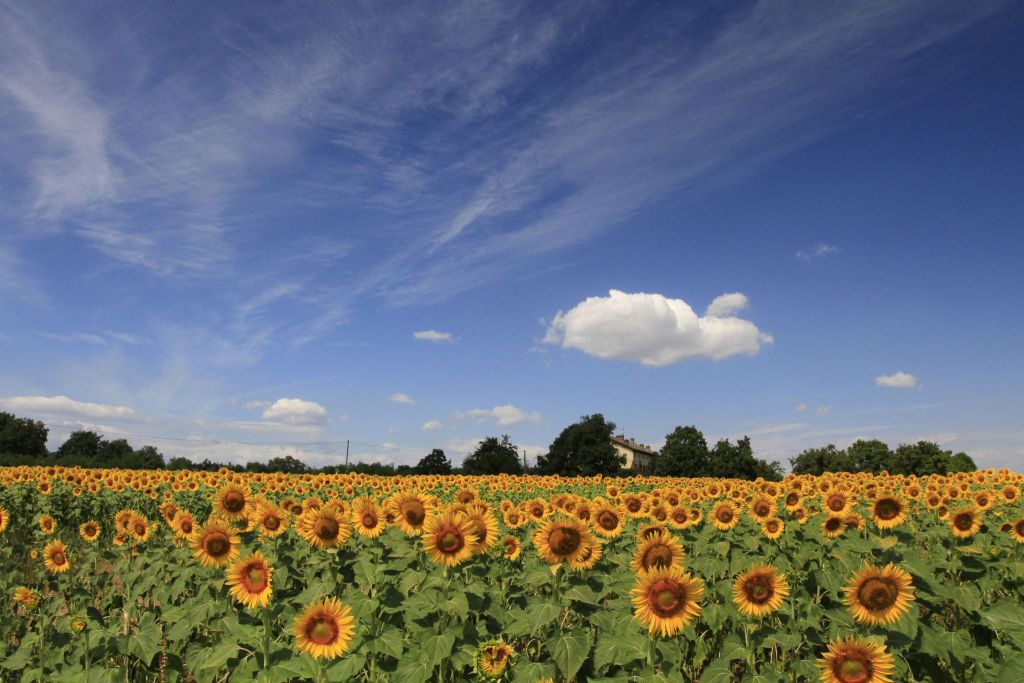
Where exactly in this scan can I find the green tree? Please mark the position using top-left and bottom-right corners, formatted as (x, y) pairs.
(656, 425), (709, 477)
(167, 456), (193, 470)
(890, 441), (951, 476)
(462, 436), (523, 475)
(948, 451), (977, 473)
(57, 430), (104, 460)
(846, 439), (891, 473)
(705, 436), (782, 481)
(265, 455), (308, 473)
(416, 448), (452, 474)
(0, 412), (49, 457)
(101, 438), (134, 464)
(536, 414), (624, 477)
(790, 444), (847, 475)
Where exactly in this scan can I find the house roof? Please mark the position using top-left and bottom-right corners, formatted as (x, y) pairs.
(610, 434), (658, 456)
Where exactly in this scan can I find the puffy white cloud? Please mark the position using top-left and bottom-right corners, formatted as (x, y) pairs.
(413, 330), (453, 343)
(421, 419), (444, 431)
(0, 395), (142, 420)
(875, 372), (917, 389)
(260, 398), (328, 425)
(543, 290), (772, 366)
(796, 243), (838, 261)
(389, 393), (416, 405)
(460, 404), (542, 427)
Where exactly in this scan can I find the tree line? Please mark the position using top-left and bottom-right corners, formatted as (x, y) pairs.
(1, 410), (975, 479)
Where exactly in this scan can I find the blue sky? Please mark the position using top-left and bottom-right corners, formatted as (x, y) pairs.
(1, 0), (1022, 469)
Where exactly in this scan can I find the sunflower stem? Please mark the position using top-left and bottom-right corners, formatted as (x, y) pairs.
(261, 606), (272, 669)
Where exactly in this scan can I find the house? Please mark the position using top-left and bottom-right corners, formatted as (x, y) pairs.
(610, 434), (658, 474)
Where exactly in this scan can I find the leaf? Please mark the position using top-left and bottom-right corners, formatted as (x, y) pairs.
(981, 601), (1024, 640)
(702, 602), (729, 631)
(446, 592), (469, 621)
(185, 641), (239, 674)
(2, 634), (38, 671)
(545, 631), (591, 681)
(393, 658), (432, 683)
(373, 625), (404, 659)
(327, 653), (367, 681)
(593, 631), (647, 671)
(719, 634), (748, 662)
(699, 659), (734, 683)
(511, 660), (556, 683)
(128, 613), (162, 667)
(421, 632), (456, 668)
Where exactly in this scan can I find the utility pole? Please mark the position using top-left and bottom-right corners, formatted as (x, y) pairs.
(345, 439), (350, 471)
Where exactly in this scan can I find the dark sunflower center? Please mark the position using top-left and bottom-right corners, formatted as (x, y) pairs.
(953, 513), (974, 531)
(857, 577), (899, 611)
(361, 512), (377, 528)
(754, 502), (771, 517)
(314, 516), (340, 540)
(264, 516), (280, 530)
(134, 521), (146, 535)
(308, 616), (339, 645)
(204, 532), (230, 557)
(1015, 520), (1024, 536)
(642, 544), (674, 570)
(52, 551), (66, 565)
(503, 539), (517, 554)
(786, 493), (799, 506)
(403, 502), (426, 525)
(86, 524), (97, 535)
(717, 508), (734, 523)
(223, 492), (245, 513)
(765, 520), (780, 533)
(648, 580), (686, 617)
(181, 520), (193, 534)
(825, 518), (843, 531)
(627, 499), (642, 512)
(437, 526), (464, 553)
(834, 653), (872, 683)
(244, 566), (268, 591)
(875, 498), (899, 519)
(549, 527), (582, 556)
(828, 497), (846, 512)
(744, 575), (774, 603)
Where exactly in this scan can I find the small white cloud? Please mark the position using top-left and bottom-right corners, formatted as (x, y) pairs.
(390, 393), (416, 405)
(544, 290), (772, 366)
(875, 372), (917, 389)
(421, 419), (444, 431)
(261, 398), (328, 425)
(816, 405), (831, 416)
(337, 413), (349, 422)
(413, 330), (454, 343)
(459, 404), (542, 427)
(795, 403), (808, 413)
(0, 395), (142, 421)
(243, 400), (271, 411)
(796, 243), (839, 261)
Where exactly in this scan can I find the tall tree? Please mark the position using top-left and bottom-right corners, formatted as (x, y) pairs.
(416, 448), (452, 474)
(948, 452), (977, 473)
(790, 444), (847, 476)
(890, 441), (951, 476)
(462, 436), (523, 475)
(0, 412), (49, 457)
(846, 439), (891, 473)
(536, 414), (624, 477)
(57, 430), (104, 460)
(656, 425), (709, 477)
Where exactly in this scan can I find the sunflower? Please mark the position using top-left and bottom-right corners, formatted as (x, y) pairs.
(297, 507), (352, 550)
(391, 492), (434, 536)
(170, 510), (197, 541)
(500, 535), (522, 561)
(128, 514), (151, 543)
(667, 505), (691, 530)
(1011, 517), (1024, 544)
(569, 537), (603, 570)
(532, 517), (595, 566)
(79, 520), (101, 542)
(190, 517), (241, 568)
(225, 552), (273, 610)
(465, 507), (500, 554)
(710, 501), (740, 531)
(592, 504), (625, 538)
(350, 497), (384, 539)
(252, 503), (289, 538)
(818, 637), (894, 683)
(631, 529), (685, 575)
(12, 586), (41, 607)
(631, 566), (704, 637)
(748, 495), (777, 522)
(732, 566), (789, 617)
(822, 516), (846, 539)
(843, 563), (915, 625)
(475, 641), (514, 679)
(213, 483), (250, 521)
(949, 505), (982, 539)
(502, 508), (527, 530)
(422, 510), (476, 567)
(43, 539), (70, 573)
(293, 597), (356, 660)
(823, 487), (854, 516)
(761, 518), (784, 540)
(871, 496), (907, 530)
(38, 514), (56, 535)
(0, 505), (8, 533)
(115, 509), (138, 534)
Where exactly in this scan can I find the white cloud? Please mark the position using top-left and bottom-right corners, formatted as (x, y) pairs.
(795, 403), (808, 413)
(459, 404), (542, 427)
(337, 413), (349, 422)
(796, 243), (839, 261)
(389, 393), (416, 405)
(421, 419), (444, 431)
(816, 405), (831, 416)
(413, 330), (454, 343)
(0, 395), (143, 421)
(876, 372), (918, 389)
(543, 290), (772, 366)
(260, 398), (328, 425)
(243, 400), (271, 410)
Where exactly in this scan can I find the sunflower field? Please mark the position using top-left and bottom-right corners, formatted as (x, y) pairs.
(1, 466), (1023, 683)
